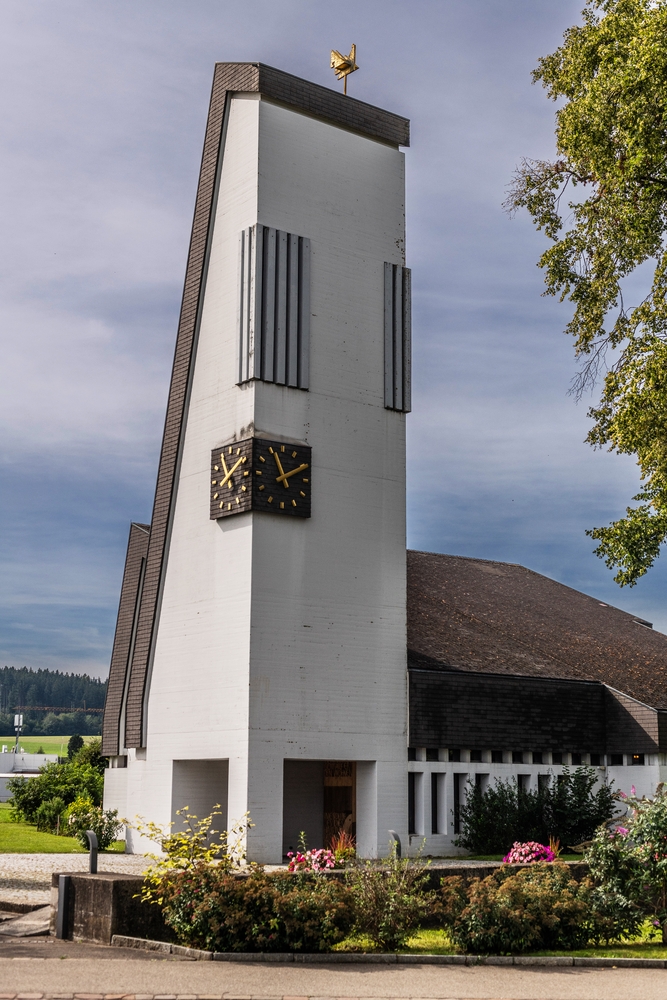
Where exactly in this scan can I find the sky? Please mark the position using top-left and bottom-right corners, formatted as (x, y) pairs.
(1, 0), (665, 680)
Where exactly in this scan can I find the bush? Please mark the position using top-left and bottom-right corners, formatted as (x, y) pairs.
(34, 796), (66, 834)
(65, 796), (123, 850)
(159, 865), (355, 953)
(345, 845), (435, 951)
(440, 862), (640, 954)
(8, 757), (104, 826)
(585, 784), (667, 941)
(457, 767), (616, 854)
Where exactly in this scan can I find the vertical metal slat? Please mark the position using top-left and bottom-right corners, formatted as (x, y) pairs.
(298, 238), (311, 389)
(392, 264), (403, 411)
(238, 229), (250, 384)
(262, 227), (276, 382)
(384, 262), (394, 408)
(248, 225), (264, 380)
(274, 230), (288, 384)
(402, 267), (412, 413)
(287, 233), (300, 386)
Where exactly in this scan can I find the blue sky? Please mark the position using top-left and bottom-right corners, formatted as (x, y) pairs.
(1, 0), (664, 679)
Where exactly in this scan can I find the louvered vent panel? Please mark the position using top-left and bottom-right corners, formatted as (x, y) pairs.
(239, 225), (310, 389)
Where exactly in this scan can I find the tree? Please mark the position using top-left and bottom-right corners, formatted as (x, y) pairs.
(506, 0), (667, 585)
(67, 734), (84, 758)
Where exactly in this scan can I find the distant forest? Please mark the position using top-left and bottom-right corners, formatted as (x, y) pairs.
(0, 666), (107, 736)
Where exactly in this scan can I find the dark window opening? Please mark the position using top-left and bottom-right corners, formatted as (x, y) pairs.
(426, 748), (439, 762)
(408, 772), (416, 834)
(632, 754), (645, 766)
(408, 747), (417, 761)
(512, 751), (523, 764)
(538, 774), (550, 791)
(572, 753), (582, 766)
(431, 773), (439, 834)
(491, 750), (503, 764)
(449, 748), (461, 763)
(518, 774), (530, 792)
(470, 749), (482, 762)
(453, 773), (462, 834)
(590, 753), (601, 766)
(552, 752), (563, 765)
(532, 751), (543, 765)
(475, 773), (488, 792)
(610, 754), (624, 766)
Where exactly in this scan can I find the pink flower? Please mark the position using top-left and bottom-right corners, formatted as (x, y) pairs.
(502, 841), (555, 864)
(631, 785), (636, 796)
(616, 827), (629, 836)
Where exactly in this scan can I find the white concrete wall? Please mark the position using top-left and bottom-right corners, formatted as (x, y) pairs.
(118, 93), (408, 861)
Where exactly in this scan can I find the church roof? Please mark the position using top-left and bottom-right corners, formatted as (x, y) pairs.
(407, 550), (667, 710)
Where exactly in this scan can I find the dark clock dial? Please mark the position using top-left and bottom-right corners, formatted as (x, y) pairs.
(210, 437), (311, 519)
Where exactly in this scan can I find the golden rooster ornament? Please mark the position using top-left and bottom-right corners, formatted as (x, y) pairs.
(330, 44), (358, 95)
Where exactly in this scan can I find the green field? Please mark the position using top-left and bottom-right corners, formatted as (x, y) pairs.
(0, 735), (98, 755)
(0, 802), (124, 853)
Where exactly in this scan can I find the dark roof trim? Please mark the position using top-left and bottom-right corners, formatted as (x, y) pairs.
(216, 62), (409, 147)
(102, 523), (150, 755)
(409, 662), (604, 690)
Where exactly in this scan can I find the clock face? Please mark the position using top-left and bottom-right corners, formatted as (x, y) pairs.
(210, 437), (311, 519)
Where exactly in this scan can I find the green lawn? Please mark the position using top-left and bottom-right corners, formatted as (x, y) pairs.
(0, 735), (98, 756)
(0, 803), (124, 853)
(334, 926), (667, 957)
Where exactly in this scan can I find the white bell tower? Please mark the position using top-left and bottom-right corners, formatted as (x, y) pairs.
(102, 63), (411, 862)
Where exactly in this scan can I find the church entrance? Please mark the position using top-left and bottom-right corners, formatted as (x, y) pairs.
(282, 759), (356, 858)
(323, 761), (356, 846)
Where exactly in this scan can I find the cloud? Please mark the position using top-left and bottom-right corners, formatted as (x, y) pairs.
(2, 0), (664, 679)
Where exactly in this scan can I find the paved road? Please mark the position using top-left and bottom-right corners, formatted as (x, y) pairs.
(0, 940), (666, 1000)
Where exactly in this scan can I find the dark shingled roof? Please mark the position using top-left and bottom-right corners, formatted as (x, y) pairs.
(407, 550), (667, 710)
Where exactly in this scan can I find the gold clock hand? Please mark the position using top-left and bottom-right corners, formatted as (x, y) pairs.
(219, 456), (244, 488)
(275, 463), (309, 487)
(273, 451), (290, 488)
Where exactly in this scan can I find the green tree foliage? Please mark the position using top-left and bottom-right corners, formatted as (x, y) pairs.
(457, 768), (616, 854)
(67, 734), (84, 758)
(506, 0), (667, 585)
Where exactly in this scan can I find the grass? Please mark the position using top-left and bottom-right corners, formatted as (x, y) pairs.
(0, 735), (98, 756)
(0, 802), (124, 854)
(454, 853), (583, 862)
(333, 925), (667, 957)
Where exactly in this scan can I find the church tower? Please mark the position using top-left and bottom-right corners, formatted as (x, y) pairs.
(102, 63), (411, 862)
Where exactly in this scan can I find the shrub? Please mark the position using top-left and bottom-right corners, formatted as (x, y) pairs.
(440, 862), (640, 954)
(503, 841), (555, 863)
(159, 865), (355, 952)
(34, 796), (66, 834)
(8, 759), (103, 825)
(457, 767), (616, 854)
(65, 796), (123, 850)
(345, 844), (435, 951)
(585, 784), (667, 941)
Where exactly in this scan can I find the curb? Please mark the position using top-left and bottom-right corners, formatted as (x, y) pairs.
(109, 935), (667, 967)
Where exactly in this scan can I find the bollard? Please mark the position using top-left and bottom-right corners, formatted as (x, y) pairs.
(85, 829), (99, 874)
(55, 874), (70, 939)
(388, 830), (402, 858)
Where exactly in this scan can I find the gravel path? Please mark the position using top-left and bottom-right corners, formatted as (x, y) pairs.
(0, 853), (151, 906)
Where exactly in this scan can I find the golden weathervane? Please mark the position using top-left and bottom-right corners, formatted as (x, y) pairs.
(330, 43), (358, 95)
